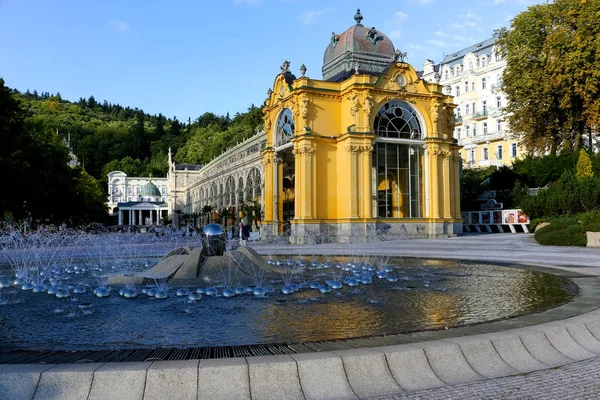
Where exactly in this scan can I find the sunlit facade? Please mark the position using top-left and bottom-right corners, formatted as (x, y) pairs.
(168, 10), (463, 243)
(421, 37), (520, 169)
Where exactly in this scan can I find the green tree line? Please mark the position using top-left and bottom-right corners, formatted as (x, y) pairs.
(1, 77), (264, 225)
(14, 87), (263, 181)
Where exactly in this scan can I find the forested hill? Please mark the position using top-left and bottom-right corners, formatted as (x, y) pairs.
(13, 89), (264, 180)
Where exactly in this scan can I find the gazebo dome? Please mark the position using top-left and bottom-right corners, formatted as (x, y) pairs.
(323, 9), (397, 82)
(141, 182), (162, 199)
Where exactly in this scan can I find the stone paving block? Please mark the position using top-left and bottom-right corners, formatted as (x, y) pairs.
(88, 362), (151, 400)
(563, 323), (600, 354)
(489, 333), (548, 373)
(0, 364), (54, 400)
(198, 358), (251, 400)
(247, 355), (304, 400)
(34, 363), (102, 400)
(374, 344), (445, 392)
(533, 325), (596, 361)
(444, 336), (518, 379)
(144, 360), (198, 400)
(518, 330), (573, 367)
(412, 340), (483, 385)
(585, 319), (600, 341)
(334, 348), (402, 398)
(291, 352), (356, 400)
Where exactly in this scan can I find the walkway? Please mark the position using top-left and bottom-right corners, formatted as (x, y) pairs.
(370, 356), (600, 400)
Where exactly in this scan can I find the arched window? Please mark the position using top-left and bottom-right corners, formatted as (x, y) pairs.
(373, 101), (423, 139)
(275, 108), (295, 147)
(372, 101), (424, 219)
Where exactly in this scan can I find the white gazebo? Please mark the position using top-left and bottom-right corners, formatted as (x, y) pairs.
(116, 181), (168, 226)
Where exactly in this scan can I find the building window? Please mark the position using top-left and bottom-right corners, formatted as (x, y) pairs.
(496, 53), (501, 62)
(483, 122), (488, 134)
(496, 96), (502, 108)
(372, 101), (423, 218)
(136, 186), (140, 195)
(445, 71), (449, 80)
(473, 124), (477, 136)
(511, 143), (517, 158)
(466, 125), (470, 137)
(471, 82), (475, 92)
(469, 149), (475, 162)
(456, 86), (460, 96)
(483, 148), (489, 160)
(469, 62), (473, 71)
(497, 120), (502, 131)
(465, 81), (469, 93)
(481, 56), (487, 66)
(476, 58), (480, 67)
(457, 128), (461, 139)
(482, 78), (487, 90)
(497, 145), (503, 160)
(482, 100), (487, 114)
(456, 107), (461, 118)
(472, 102), (476, 113)
(275, 108), (295, 147)
(465, 104), (469, 115)
(373, 100), (423, 139)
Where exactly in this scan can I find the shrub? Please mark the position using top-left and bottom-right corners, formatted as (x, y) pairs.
(534, 222), (587, 246)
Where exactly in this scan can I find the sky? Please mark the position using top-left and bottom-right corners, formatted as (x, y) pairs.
(0, 0), (544, 122)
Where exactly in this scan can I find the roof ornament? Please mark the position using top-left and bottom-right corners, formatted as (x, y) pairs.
(300, 64), (307, 77)
(366, 27), (382, 45)
(280, 60), (291, 73)
(354, 9), (363, 25)
(331, 32), (340, 48)
(395, 49), (408, 63)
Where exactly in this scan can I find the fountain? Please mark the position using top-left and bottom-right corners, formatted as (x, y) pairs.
(0, 226), (577, 353)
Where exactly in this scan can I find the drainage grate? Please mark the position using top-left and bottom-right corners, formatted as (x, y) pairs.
(0, 336), (386, 364)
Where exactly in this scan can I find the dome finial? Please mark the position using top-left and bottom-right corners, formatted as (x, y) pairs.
(354, 9), (363, 25)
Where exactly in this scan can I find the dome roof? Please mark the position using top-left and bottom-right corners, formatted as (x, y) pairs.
(141, 182), (162, 198)
(323, 9), (396, 82)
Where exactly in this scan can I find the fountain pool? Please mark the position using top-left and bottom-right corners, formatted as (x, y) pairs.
(0, 235), (575, 352)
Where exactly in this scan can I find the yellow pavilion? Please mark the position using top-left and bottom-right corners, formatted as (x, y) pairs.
(260, 9), (462, 244)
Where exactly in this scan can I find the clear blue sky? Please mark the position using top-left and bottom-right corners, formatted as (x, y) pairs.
(0, 0), (542, 121)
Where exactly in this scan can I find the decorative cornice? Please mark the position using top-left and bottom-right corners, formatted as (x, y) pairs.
(292, 146), (315, 156)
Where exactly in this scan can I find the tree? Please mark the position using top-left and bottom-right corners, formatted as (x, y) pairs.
(0, 77), (28, 219)
(496, 0), (600, 154)
(576, 150), (594, 180)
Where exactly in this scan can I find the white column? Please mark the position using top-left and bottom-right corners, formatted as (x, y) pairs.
(138, 210), (142, 225)
(149, 209), (153, 225)
(129, 210), (133, 226)
(118, 210), (123, 225)
(132, 210), (136, 225)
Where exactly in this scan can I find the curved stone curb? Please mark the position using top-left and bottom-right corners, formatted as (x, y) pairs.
(333, 348), (403, 398)
(88, 362), (151, 400)
(2, 312), (600, 399)
(197, 358), (251, 400)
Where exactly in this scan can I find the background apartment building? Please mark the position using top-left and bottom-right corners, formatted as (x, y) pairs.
(421, 37), (520, 169)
